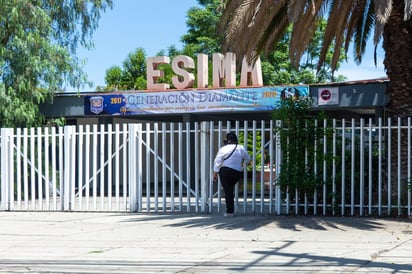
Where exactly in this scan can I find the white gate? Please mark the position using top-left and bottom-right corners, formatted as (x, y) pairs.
(1, 118), (412, 216)
(0, 124), (130, 211)
(127, 120), (281, 214)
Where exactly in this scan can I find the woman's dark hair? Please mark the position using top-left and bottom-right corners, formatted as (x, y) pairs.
(226, 132), (238, 144)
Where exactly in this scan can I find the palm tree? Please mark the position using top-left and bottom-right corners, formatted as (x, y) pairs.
(217, 0), (412, 211)
(217, 0), (412, 117)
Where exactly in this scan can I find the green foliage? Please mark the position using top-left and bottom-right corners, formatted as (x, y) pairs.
(45, 117), (66, 127)
(238, 131), (265, 169)
(181, 0), (222, 55)
(104, 47), (147, 91)
(122, 48), (147, 89)
(273, 96), (334, 194)
(105, 66), (123, 90)
(0, 0), (112, 127)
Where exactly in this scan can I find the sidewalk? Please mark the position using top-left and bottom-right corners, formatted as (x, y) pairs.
(0, 212), (411, 273)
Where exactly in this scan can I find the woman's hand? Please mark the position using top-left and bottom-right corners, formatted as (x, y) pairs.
(213, 172), (218, 182)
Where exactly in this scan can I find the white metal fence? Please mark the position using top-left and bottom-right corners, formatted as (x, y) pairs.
(1, 118), (411, 216)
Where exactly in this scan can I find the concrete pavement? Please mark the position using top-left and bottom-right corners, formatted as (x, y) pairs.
(0, 212), (411, 273)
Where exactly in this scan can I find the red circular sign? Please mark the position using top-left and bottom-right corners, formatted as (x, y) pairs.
(320, 89), (331, 100)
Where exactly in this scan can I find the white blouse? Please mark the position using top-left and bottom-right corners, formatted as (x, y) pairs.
(213, 144), (251, 172)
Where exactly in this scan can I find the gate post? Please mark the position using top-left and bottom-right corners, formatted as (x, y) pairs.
(128, 124), (142, 212)
(200, 122), (210, 213)
(1, 128), (13, 211)
(63, 126), (76, 211)
(275, 120), (282, 215)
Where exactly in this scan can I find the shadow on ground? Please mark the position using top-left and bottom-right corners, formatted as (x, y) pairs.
(121, 211), (412, 233)
(119, 213), (412, 273)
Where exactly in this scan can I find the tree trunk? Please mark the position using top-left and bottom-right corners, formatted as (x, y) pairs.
(383, 2), (412, 117)
(382, 0), (412, 212)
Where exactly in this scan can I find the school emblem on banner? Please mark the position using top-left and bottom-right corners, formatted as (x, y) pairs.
(90, 96), (104, 114)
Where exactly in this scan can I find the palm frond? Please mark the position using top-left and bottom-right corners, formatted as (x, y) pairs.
(219, 0), (260, 53)
(373, 0), (384, 52)
(373, 22), (384, 45)
(251, 1), (289, 54)
(217, 0), (397, 72)
(352, 1), (374, 64)
(219, 0), (289, 64)
(217, 0), (229, 12)
(317, 0), (353, 71)
(405, 0), (412, 20)
(217, 0), (246, 47)
(289, 0), (324, 68)
(262, 14), (290, 54)
(221, 0), (255, 48)
(375, 0), (392, 24)
(344, 0), (369, 55)
(373, 0), (384, 66)
(244, 0), (288, 57)
(287, 0), (306, 23)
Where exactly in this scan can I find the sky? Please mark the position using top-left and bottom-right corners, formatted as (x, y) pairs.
(73, 0), (387, 92)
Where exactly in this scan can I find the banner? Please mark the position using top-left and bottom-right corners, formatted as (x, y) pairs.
(84, 86), (309, 115)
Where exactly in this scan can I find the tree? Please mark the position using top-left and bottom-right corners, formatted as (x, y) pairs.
(103, 46), (184, 91)
(105, 66), (123, 91)
(182, 0), (344, 85)
(217, 0), (412, 208)
(218, 1), (411, 115)
(181, 0), (223, 56)
(103, 47), (147, 91)
(0, 0), (112, 127)
(121, 47), (147, 90)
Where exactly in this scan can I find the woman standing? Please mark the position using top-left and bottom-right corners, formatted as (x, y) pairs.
(213, 133), (251, 217)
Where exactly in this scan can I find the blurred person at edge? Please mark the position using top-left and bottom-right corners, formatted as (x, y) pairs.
(213, 133), (252, 217)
